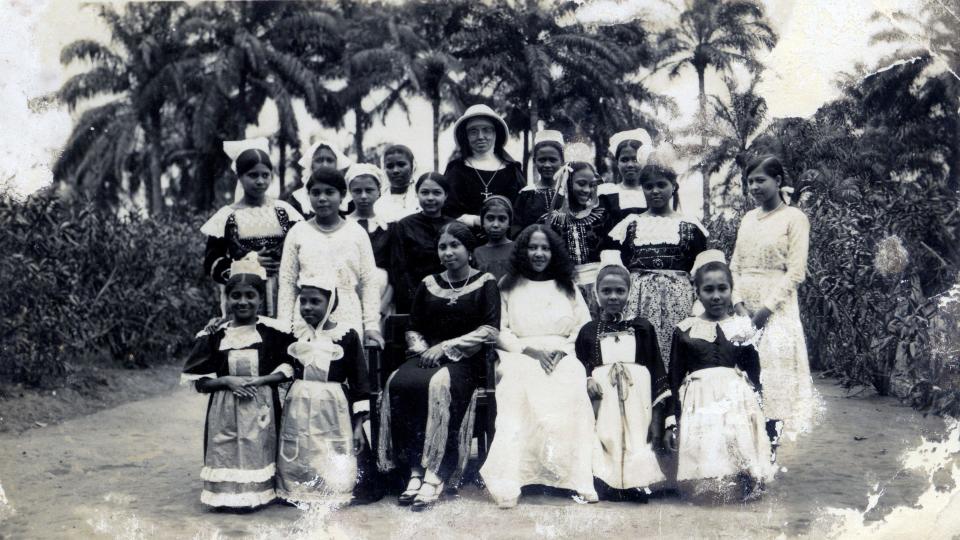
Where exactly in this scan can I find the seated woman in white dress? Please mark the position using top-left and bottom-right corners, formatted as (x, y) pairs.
(480, 224), (597, 507)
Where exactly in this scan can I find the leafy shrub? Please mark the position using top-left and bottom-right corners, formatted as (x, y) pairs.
(0, 194), (217, 387)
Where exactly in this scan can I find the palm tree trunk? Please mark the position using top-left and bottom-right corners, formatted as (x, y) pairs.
(146, 111), (164, 215)
(278, 140), (288, 196)
(354, 106), (365, 163)
(432, 97), (441, 171)
(697, 66), (710, 220)
(522, 128), (530, 179)
(528, 105), (539, 183)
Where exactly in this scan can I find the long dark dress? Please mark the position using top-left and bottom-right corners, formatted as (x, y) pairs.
(181, 318), (295, 509)
(608, 213), (708, 364)
(390, 212), (454, 313)
(377, 272), (500, 486)
(667, 316), (774, 484)
(443, 159), (525, 219)
(576, 318), (670, 490)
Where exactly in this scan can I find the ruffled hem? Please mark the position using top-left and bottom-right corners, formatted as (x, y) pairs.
(201, 488), (276, 508)
(201, 463), (276, 483)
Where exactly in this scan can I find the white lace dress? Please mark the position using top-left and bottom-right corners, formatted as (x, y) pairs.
(479, 278), (597, 504)
(277, 220), (380, 336)
(731, 205), (819, 440)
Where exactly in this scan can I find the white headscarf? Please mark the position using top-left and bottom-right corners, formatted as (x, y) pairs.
(608, 128), (654, 166)
(298, 139), (353, 172)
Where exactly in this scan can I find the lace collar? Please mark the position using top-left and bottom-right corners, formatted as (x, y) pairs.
(292, 315), (351, 343)
(608, 212), (708, 246)
(677, 315), (758, 345)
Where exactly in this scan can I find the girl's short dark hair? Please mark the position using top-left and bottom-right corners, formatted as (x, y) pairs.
(533, 141), (564, 161)
(383, 144), (414, 164)
(235, 149), (273, 176)
(693, 261), (734, 291)
(597, 265), (631, 288)
(500, 224), (576, 298)
(306, 166), (347, 196)
(414, 172), (450, 193)
(299, 285), (339, 314)
(438, 221), (479, 253)
(481, 195), (513, 224)
(224, 272), (267, 302)
(639, 164), (679, 210)
(614, 139), (643, 161)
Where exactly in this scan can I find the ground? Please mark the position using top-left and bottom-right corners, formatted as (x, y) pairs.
(0, 372), (951, 539)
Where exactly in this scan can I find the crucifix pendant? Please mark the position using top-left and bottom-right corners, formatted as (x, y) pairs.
(481, 189), (491, 199)
(447, 296), (458, 306)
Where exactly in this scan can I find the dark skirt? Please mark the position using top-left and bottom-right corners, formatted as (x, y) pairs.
(378, 358), (479, 485)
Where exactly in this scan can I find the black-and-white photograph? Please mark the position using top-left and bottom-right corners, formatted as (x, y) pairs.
(1, 0), (958, 538)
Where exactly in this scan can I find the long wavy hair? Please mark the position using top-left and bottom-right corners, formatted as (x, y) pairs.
(499, 224), (576, 298)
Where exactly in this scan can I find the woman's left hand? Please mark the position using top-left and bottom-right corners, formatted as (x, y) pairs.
(352, 421), (366, 454)
(751, 307), (773, 329)
(419, 345), (445, 368)
(664, 428), (678, 453)
(364, 329), (385, 349)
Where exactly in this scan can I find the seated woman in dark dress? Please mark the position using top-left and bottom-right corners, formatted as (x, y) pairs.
(443, 104), (525, 228)
(378, 222), (501, 511)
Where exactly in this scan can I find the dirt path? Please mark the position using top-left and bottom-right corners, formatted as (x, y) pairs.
(0, 374), (949, 539)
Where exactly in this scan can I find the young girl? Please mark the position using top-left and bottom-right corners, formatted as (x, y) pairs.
(666, 253), (775, 500)
(606, 144), (707, 365)
(375, 144), (420, 222)
(287, 140), (353, 218)
(202, 138), (304, 317)
(539, 160), (618, 318)
(277, 167), (383, 348)
(473, 195), (515, 282)
(731, 154), (816, 442)
(182, 253), (295, 510)
(390, 172), (455, 314)
(577, 251), (669, 499)
(513, 130), (564, 230)
(345, 163), (394, 323)
(276, 272), (381, 505)
(601, 129), (654, 216)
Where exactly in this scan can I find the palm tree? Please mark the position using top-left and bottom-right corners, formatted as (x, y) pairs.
(177, 2), (343, 209)
(456, 0), (634, 167)
(659, 0), (777, 218)
(55, 2), (194, 214)
(683, 74), (767, 199)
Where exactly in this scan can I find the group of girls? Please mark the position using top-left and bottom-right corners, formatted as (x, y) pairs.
(185, 103), (817, 511)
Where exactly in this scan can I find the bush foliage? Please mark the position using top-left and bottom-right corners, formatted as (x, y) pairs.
(0, 194), (216, 387)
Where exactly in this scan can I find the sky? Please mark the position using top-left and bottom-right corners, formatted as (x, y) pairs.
(0, 0), (926, 211)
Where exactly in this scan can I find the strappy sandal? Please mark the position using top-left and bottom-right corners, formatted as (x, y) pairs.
(411, 480), (444, 511)
(398, 475), (423, 506)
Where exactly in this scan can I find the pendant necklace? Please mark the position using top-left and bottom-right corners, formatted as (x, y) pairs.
(442, 270), (470, 306)
(470, 159), (500, 199)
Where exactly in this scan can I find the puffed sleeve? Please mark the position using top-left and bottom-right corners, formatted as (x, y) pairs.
(181, 332), (221, 387)
(276, 223), (302, 330)
(575, 322), (597, 374)
(762, 210), (810, 312)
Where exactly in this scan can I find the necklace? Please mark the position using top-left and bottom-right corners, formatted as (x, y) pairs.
(469, 160), (501, 199)
(314, 217), (344, 233)
(442, 270), (471, 306)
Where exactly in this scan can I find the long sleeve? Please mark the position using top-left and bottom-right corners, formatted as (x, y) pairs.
(666, 328), (685, 428)
(566, 287), (593, 349)
(737, 344), (763, 394)
(203, 236), (232, 284)
(390, 220), (414, 312)
(353, 227), (382, 334)
(762, 211), (810, 312)
(729, 225), (745, 307)
(405, 281), (430, 353)
(496, 289), (523, 353)
(276, 225), (301, 330)
(575, 323), (597, 374)
(440, 279), (501, 361)
(637, 320), (670, 408)
(442, 162), (468, 219)
(342, 330), (372, 415)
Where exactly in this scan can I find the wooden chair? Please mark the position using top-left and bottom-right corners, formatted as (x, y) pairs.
(366, 314), (497, 476)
